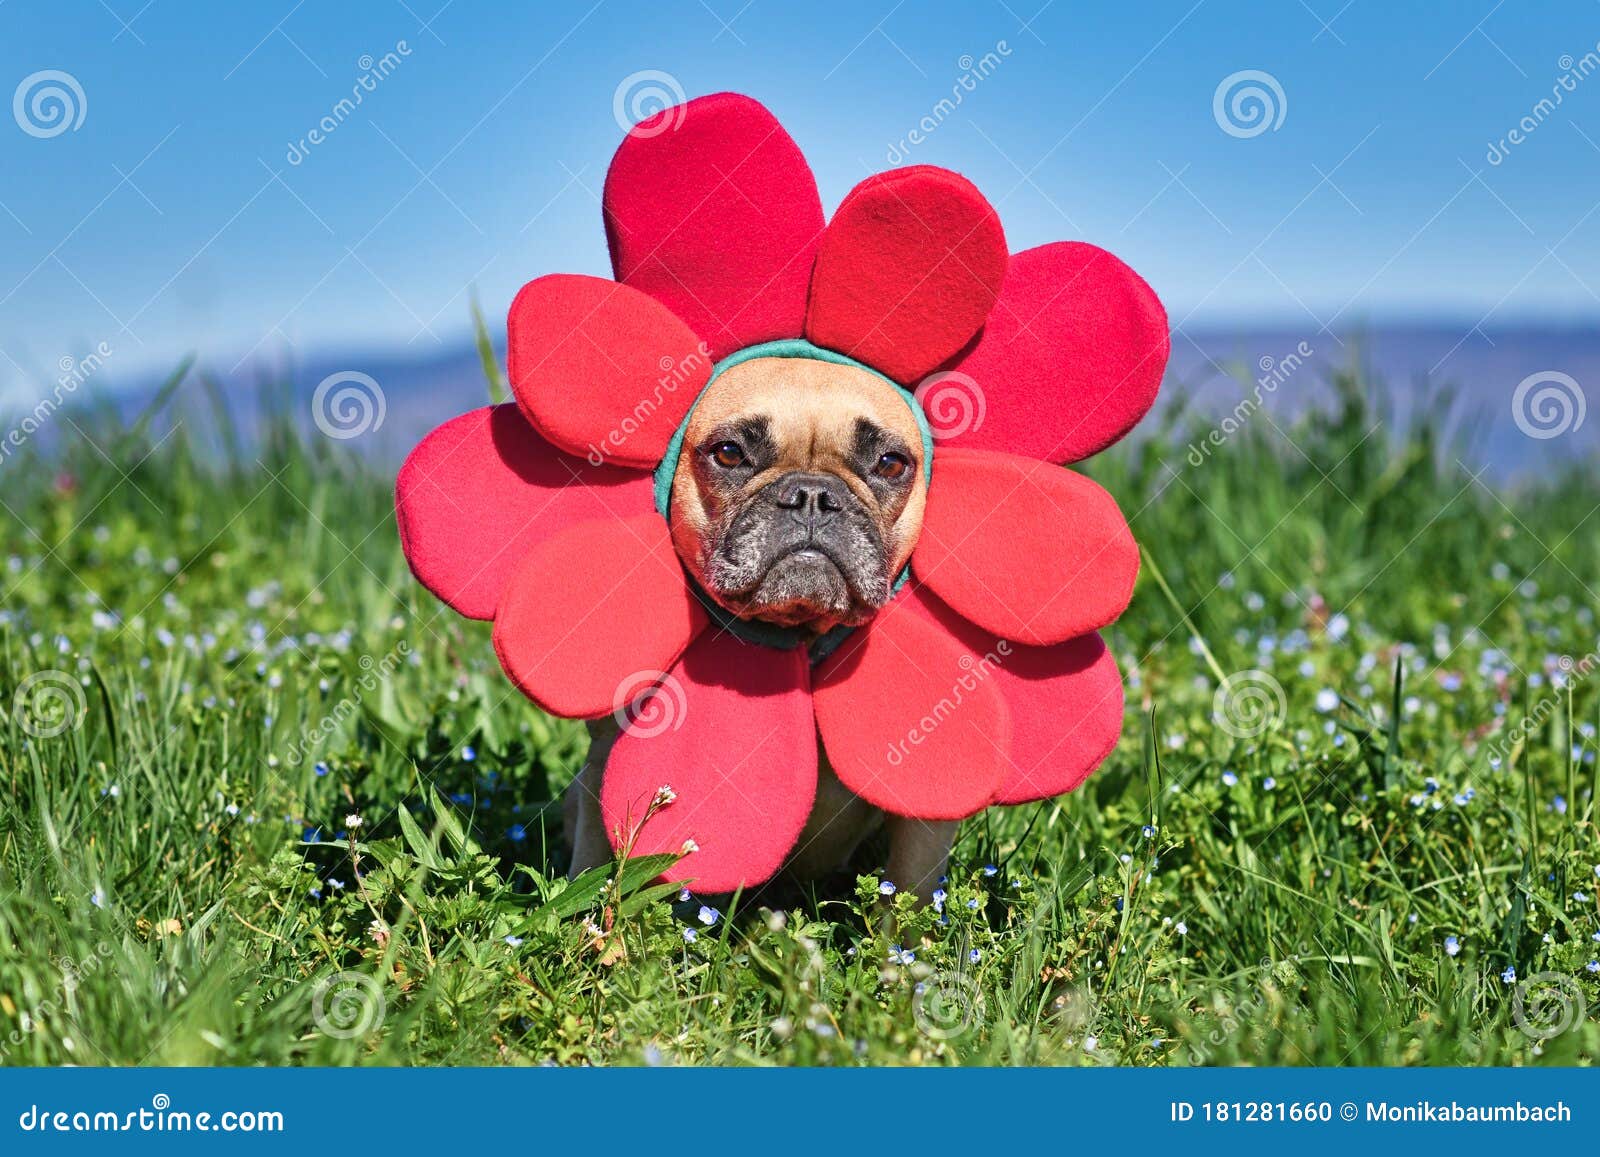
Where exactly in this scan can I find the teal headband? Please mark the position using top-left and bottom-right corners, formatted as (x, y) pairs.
(651, 337), (935, 656)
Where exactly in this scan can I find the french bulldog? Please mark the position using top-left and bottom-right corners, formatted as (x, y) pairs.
(564, 355), (959, 899)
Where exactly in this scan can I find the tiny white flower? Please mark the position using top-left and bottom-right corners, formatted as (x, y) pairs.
(653, 784), (677, 807)
(345, 814), (363, 830)
(679, 838), (699, 854)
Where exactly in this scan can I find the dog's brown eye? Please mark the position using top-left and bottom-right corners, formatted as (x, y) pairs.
(710, 441), (745, 469)
(874, 452), (912, 481)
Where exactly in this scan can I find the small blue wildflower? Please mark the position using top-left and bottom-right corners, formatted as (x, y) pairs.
(982, 864), (998, 877)
(1489, 755), (1502, 770)
(1553, 795), (1568, 815)
(1575, 892), (1591, 903)
(89, 888), (105, 909)
(1444, 935), (1460, 957)
(461, 745), (477, 762)
(1222, 770), (1239, 786)
(1262, 777), (1277, 791)
(507, 824), (527, 843)
(1501, 965), (1516, 984)
(1587, 961), (1599, 973)
(643, 1044), (663, 1066)
(327, 878), (345, 890)
(678, 887), (692, 902)
(314, 761), (329, 777)
(1592, 932), (1600, 943)
(1114, 897), (1124, 911)
(301, 827), (321, 843)
(966, 898), (980, 910)
(308, 888), (322, 900)
(449, 791), (472, 805)
(1141, 824), (1157, 838)
(1424, 777), (1439, 794)
(931, 888), (947, 912)
(879, 880), (897, 896)
(887, 946), (915, 965)
(504, 935), (523, 947)
(682, 928), (697, 943)
(697, 905), (720, 926)
(968, 948), (981, 964)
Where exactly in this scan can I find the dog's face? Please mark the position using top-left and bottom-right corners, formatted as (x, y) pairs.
(668, 356), (927, 634)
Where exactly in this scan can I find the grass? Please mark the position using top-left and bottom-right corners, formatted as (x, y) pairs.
(1, 350), (1598, 1067)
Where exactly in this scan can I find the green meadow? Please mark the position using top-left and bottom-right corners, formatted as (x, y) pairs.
(2, 354), (1597, 1066)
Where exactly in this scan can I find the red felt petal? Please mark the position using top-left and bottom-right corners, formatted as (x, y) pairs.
(492, 514), (706, 718)
(395, 406), (655, 620)
(805, 166), (1007, 384)
(600, 632), (816, 892)
(913, 448), (1139, 645)
(506, 274), (712, 468)
(902, 585), (1123, 805)
(813, 601), (1010, 820)
(604, 92), (824, 359)
(941, 242), (1168, 463)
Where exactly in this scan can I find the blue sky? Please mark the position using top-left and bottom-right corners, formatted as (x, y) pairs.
(2, 0), (1599, 393)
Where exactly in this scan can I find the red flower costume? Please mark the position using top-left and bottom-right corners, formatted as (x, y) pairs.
(395, 93), (1169, 892)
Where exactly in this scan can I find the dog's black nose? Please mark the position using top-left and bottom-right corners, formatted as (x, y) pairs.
(771, 471), (848, 519)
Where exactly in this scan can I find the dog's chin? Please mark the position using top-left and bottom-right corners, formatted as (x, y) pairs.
(720, 549), (882, 632)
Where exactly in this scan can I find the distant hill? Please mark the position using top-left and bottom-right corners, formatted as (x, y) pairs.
(24, 322), (1600, 479)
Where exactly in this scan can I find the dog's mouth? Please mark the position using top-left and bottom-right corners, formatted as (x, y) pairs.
(715, 543), (886, 631)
